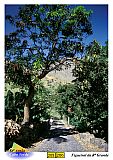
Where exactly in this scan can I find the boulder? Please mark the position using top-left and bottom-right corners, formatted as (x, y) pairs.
(90, 138), (108, 151)
(79, 132), (95, 143)
(5, 119), (21, 138)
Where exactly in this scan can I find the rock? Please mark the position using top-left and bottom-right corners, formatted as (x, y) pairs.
(5, 119), (21, 138)
(79, 132), (95, 143)
(78, 132), (108, 151)
(5, 119), (22, 150)
(90, 138), (108, 151)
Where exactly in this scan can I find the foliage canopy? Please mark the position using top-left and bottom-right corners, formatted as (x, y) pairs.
(56, 41), (108, 141)
(5, 5), (93, 85)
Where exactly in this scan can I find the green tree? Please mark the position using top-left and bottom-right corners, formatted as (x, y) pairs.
(56, 41), (108, 140)
(30, 81), (52, 122)
(5, 90), (15, 120)
(5, 5), (93, 123)
(5, 90), (26, 122)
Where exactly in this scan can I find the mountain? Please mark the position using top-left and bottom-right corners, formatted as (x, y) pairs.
(43, 64), (75, 86)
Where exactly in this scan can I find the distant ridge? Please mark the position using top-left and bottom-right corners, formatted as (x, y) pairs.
(43, 64), (75, 86)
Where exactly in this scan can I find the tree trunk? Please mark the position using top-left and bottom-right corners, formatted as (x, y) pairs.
(22, 83), (34, 124)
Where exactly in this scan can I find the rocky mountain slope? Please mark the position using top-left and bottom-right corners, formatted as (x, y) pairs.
(43, 64), (75, 86)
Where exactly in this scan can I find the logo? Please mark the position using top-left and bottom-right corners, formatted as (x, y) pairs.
(7, 142), (32, 158)
(47, 152), (65, 158)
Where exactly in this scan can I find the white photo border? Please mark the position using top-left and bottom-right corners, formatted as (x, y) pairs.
(0, 0), (112, 159)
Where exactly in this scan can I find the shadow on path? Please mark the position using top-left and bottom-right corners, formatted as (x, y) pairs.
(45, 120), (78, 144)
(51, 137), (68, 144)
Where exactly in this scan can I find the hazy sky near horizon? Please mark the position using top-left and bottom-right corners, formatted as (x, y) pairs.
(5, 4), (108, 46)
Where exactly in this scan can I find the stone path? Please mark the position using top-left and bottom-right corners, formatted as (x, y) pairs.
(28, 120), (86, 152)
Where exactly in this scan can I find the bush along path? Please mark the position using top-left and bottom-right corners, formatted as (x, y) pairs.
(5, 119), (51, 151)
(28, 119), (108, 152)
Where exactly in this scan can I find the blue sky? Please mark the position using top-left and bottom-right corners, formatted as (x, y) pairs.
(82, 5), (108, 46)
(5, 4), (108, 46)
